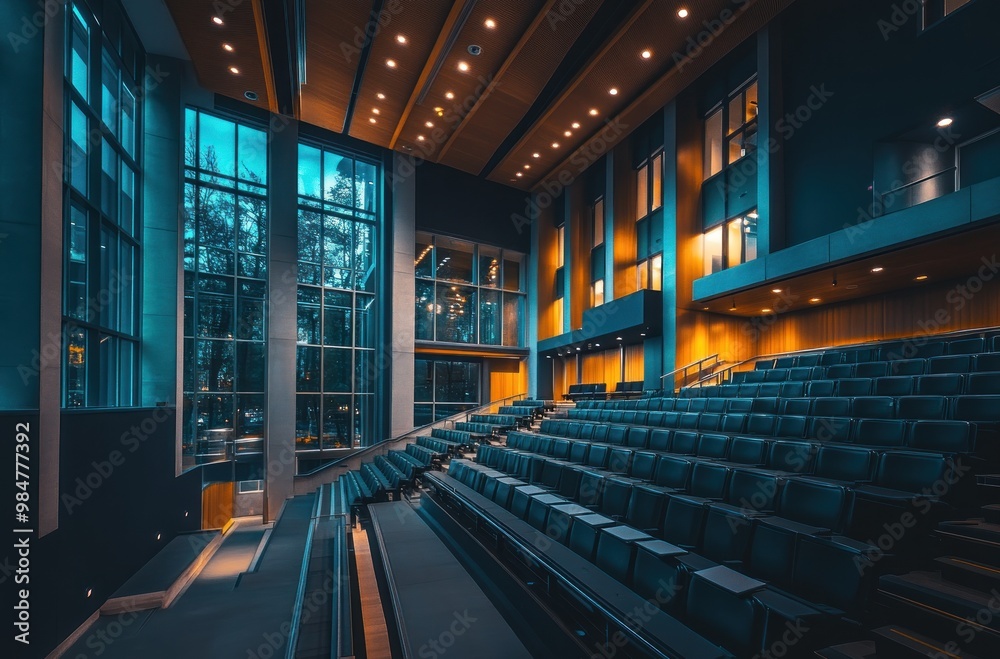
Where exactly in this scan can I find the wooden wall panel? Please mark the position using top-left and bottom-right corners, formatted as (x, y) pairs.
(202, 481), (234, 530)
(537, 202), (559, 339)
(570, 182), (591, 330)
(488, 359), (528, 401)
(624, 344), (645, 381)
(613, 143), (638, 297)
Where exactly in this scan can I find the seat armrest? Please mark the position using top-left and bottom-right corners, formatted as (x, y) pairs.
(694, 565), (767, 596)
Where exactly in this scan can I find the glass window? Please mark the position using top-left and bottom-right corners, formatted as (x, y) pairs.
(704, 225), (724, 276)
(69, 101), (88, 193)
(415, 237), (434, 278)
(415, 279), (435, 341)
(413, 359), (481, 424)
(479, 246), (501, 288)
(556, 225), (565, 268)
(503, 293), (525, 347)
(651, 154), (663, 211)
(592, 279), (605, 307)
(480, 289), (501, 345)
(435, 237), (475, 283)
(296, 142), (382, 449)
(637, 163), (649, 219)
(436, 284), (477, 343)
(727, 219), (744, 269)
(704, 108), (724, 179)
(502, 258), (521, 292)
(651, 254), (662, 292)
(593, 198), (604, 248)
(69, 5), (89, 101)
(636, 260), (648, 291)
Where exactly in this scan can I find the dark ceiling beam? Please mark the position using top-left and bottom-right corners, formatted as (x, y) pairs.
(344, 0), (384, 134)
(259, 0), (296, 115)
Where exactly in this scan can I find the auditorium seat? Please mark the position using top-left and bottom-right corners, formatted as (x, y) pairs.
(793, 534), (879, 613)
(952, 395), (1000, 422)
(874, 376), (913, 396)
(807, 380), (837, 397)
(855, 362), (888, 378)
(838, 378), (873, 396)
(726, 437), (770, 466)
(907, 420), (975, 454)
(648, 428), (672, 451)
(568, 513), (618, 561)
(820, 351), (844, 366)
(967, 371), (1000, 394)
(780, 398), (812, 416)
(812, 444), (877, 484)
(671, 431), (700, 455)
(595, 525), (654, 583)
(796, 354), (822, 367)
(767, 440), (816, 473)
(889, 358), (926, 375)
(746, 413), (777, 436)
(825, 364), (855, 379)
(629, 451), (658, 481)
(720, 413), (747, 433)
(852, 396), (896, 419)
(685, 567), (763, 654)
(928, 354), (973, 374)
(916, 374), (964, 395)
(975, 353), (1000, 371)
(854, 419), (907, 447)
(775, 415), (808, 439)
(809, 416), (853, 443)
(812, 397), (852, 417)
(779, 381), (805, 398)
(653, 455), (694, 490)
(949, 337), (986, 355)
(625, 484), (670, 533)
(897, 395), (948, 420)
(632, 540), (714, 613)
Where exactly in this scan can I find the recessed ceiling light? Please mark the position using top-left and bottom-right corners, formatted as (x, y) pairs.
(564, 130), (572, 137)
(445, 91), (454, 99)
(244, 91), (258, 101)
(677, 8), (689, 18)
(571, 122), (580, 129)
(524, 164), (530, 169)
(386, 59), (397, 68)
(595, 343), (600, 347)
(576, 347), (581, 351)
(369, 117), (377, 124)
(640, 332), (646, 336)
(809, 297), (821, 303)
(702, 307), (709, 311)
(551, 142), (560, 148)
(771, 288), (782, 293)
(915, 274), (929, 281)
(532, 152), (540, 158)
(616, 336), (623, 341)
(86, 588), (93, 597)
(228, 66), (240, 74)
(377, 92), (386, 100)
(372, 108), (380, 114)
(223, 43), (234, 52)
(641, 49), (652, 59)
(871, 266), (884, 273)
(589, 108), (599, 116)
(484, 18), (496, 29)
(516, 172), (523, 177)
(457, 61), (469, 72)
(761, 308), (773, 313)
(396, 34), (407, 44)
(425, 121), (434, 127)
(937, 117), (953, 127)
(417, 135), (425, 141)
(434, 106), (443, 113)
(609, 87), (618, 95)
(212, 16), (223, 25)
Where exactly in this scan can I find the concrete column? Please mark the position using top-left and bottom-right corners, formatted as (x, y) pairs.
(656, 101), (680, 386)
(527, 192), (540, 398)
(390, 153), (416, 438)
(603, 156), (616, 302)
(264, 119), (299, 522)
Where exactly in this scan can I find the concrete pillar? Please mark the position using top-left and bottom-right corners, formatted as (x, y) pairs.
(390, 153), (416, 437)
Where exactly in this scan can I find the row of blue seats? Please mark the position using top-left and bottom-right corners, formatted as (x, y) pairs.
(742, 353), (1000, 383)
(751, 335), (999, 371)
(549, 413), (977, 454)
(570, 393), (1000, 423)
(449, 458), (884, 656)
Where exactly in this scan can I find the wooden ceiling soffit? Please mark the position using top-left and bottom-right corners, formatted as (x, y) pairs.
(164, 0), (277, 112)
(347, 0), (455, 147)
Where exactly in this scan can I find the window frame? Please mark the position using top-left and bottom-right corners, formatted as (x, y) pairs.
(703, 209), (758, 276)
(703, 77), (759, 181)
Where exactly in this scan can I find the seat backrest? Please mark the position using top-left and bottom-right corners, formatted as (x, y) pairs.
(855, 362), (888, 378)
(758, 383), (782, 398)
(838, 378), (873, 397)
(630, 451), (658, 481)
(750, 397), (779, 414)
(854, 419), (907, 447)
(696, 433), (731, 458)
(852, 396), (896, 419)
(606, 425), (628, 445)
(787, 367), (816, 381)
(774, 356), (796, 369)
(806, 380), (836, 397)
(949, 337), (986, 355)
(916, 374), (964, 396)
(738, 383), (761, 397)
(720, 413), (747, 433)
(779, 381), (805, 398)
(653, 456), (692, 489)
(727, 468), (781, 511)
(826, 364), (856, 379)
(953, 395), (1000, 422)
(967, 372), (1000, 395)
(820, 351), (844, 366)
(587, 444), (610, 469)
(726, 398), (753, 413)
(728, 437), (769, 465)
(811, 397), (852, 417)
(889, 359), (926, 376)
(688, 398), (708, 412)
(671, 431), (699, 455)
(746, 414), (777, 436)
(808, 416), (853, 443)
(796, 354), (822, 367)
(697, 413), (723, 431)
(778, 478), (847, 530)
(764, 368), (789, 382)
(767, 440), (816, 473)
(793, 535), (877, 612)
(781, 398), (812, 416)
(814, 444), (877, 482)
(928, 355), (973, 375)
(896, 396), (948, 420)
(975, 353), (1000, 372)
(875, 451), (948, 494)
(775, 415), (807, 439)
(689, 463), (730, 499)
(874, 376), (914, 396)
(648, 428), (672, 451)
(908, 420), (974, 454)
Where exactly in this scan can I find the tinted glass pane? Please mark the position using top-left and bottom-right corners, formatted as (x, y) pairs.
(196, 394), (234, 445)
(297, 298), (321, 344)
(65, 327), (86, 407)
(355, 349), (375, 393)
(354, 222), (374, 291)
(415, 280), (435, 341)
(324, 152), (352, 206)
(298, 208), (321, 266)
(101, 50), (118, 135)
(435, 238), (474, 283)
(356, 160), (377, 212)
(415, 239), (434, 278)
(322, 394), (352, 448)
(197, 340), (234, 391)
(198, 190), (236, 249)
(414, 404), (433, 427)
(503, 293), (525, 347)
(298, 144), (322, 198)
(479, 247), (501, 288)
(239, 196), (267, 254)
(121, 83), (135, 156)
(323, 214), (352, 269)
(323, 348), (352, 392)
(120, 163), (135, 234)
(323, 291), (352, 346)
(296, 346), (321, 391)
(436, 284), (476, 343)
(503, 258), (522, 291)
(199, 113), (236, 177)
(704, 108), (723, 179)
(236, 394), (265, 438)
(237, 298), (265, 341)
(119, 241), (134, 335)
(414, 359), (433, 402)
(480, 289), (501, 345)
(70, 7), (89, 100)
(296, 394), (320, 448)
(69, 102), (88, 192)
(434, 361), (480, 403)
(238, 124), (267, 184)
(101, 140), (118, 221)
(67, 205), (88, 320)
(355, 293), (375, 348)
(236, 343), (266, 392)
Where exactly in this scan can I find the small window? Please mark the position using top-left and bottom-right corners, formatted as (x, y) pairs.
(703, 210), (758, 275)
(593, 198), (604, 248)
(651, 153), (663, 211)
(636, 163), (649, 219)
(592, 279), (605, 307)
(704, 79), (758, 179)
(636, 254), (663, 291)
(923, 0), (972, 28)
(556, 224), (565, 268)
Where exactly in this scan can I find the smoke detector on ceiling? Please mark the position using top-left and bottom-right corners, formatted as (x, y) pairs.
(468, 44), (482, 56)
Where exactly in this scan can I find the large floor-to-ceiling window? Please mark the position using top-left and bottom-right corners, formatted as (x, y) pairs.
(63, 0), (143, 408)
(295, 143), (379, 451)
(182, 109), (268, 468)
(413, 359), (481, 426)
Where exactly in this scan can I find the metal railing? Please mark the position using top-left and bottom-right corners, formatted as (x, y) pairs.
(876, 167), (956, 216)
(293, 392), (528, 494)
(660, 354), (721, 392)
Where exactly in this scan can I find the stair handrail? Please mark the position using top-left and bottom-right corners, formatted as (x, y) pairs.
(659, 353), (720, 391)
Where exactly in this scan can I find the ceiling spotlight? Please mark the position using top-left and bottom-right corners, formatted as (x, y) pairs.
(589, 108), (599, 116)
(641, 49), (652, 59)
(609, 87), (619, 95)
(616, 336), (623, 341)
(396, 34), (407, 44)
(771, 288), (783, 294)
(640, 332), (646, 337)
(552, 142), (560, 148)
(484, 18), (496, 28)
(532, 152), (540, 158)
(937, 117), (953, 127)
(369, 117), (377, 124)
(445, 91), (455, 99)
(571, 122), (580, 129)
(524, 164), (531, 169)
(457, 61), (469, 72)
(761, 308), (773, 314)
(677, 8), (689, 18)
(222, 43), (234, 52)
(417, 135), (425, 141)
(372, 108), (380, 114)
(228, 66), (240, 74)
(516, 172), (523, 177)
(212, 16), (224, 25)
(386, 59), (397, 68)
(595, 343), (601, 347)
(244, 90), (258, 101)
(86, 588), (93, 597)
(809, 297), (822, 303)
(564, 130), (572, 137)
(871, 266), (884, 273)
(576, 347), (581, 351)
(377, 92), (386, 100)
(702, 307), (710, 311)
(731, 299), (737, 310)
(425, 121), (434, 127)
(915, 274), (929, 281)
(434, 106), (443, 113)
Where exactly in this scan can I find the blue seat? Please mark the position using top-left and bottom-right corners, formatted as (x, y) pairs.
(874, 376), (913, 396)
(949, 337), (986, 355)
(852, 396), (896, 419)
(916, 374), (964, 396)
(855, 362), (888, 378)
(838, 378), (873, 397)
(907, 420), (975, 454)
(854, 419), (907, 448)
(928, 355), (973, 374)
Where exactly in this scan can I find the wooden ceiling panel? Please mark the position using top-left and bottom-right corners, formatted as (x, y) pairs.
(435, 0), (605, 175)
(299, 0), (373, 132)
(347, 0), (454, 146)
(164, 0), (275, 112)
(498, 0), (795, 190)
